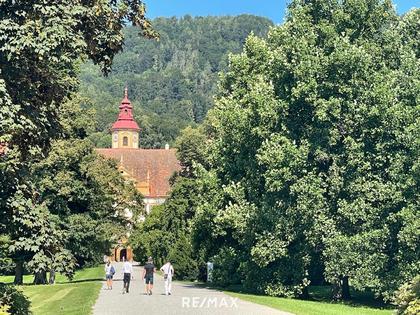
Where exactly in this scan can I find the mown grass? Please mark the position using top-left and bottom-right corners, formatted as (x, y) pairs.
(223, 285), (395, 315)
(180, 280), (395, 315)
(0, 266), (104, 315)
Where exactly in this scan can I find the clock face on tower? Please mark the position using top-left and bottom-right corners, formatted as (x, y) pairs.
(113, 133), (118, 142)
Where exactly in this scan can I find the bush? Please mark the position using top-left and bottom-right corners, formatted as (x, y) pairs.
(394, 275), (420, 315)
(167, 234), (198, 280)
(0, 284), (31, 315)
(211, 247), (241, 287)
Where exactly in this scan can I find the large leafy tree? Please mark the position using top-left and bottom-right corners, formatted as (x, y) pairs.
(7, 96), (144, 284)
(131, 127), (207, 279)
(191, 0), (419, 300)
(0, 0), (154, 283)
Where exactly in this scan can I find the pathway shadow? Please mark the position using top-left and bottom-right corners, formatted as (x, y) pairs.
(57, 278), (104, 284)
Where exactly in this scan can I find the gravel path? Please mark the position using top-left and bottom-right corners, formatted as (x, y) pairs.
(92, 262), (292, 315)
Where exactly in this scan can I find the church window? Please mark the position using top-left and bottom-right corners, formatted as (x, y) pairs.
(123, 136), (128, 146)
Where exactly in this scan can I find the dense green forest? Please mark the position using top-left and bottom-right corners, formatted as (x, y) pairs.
(80, 15), (273, 148)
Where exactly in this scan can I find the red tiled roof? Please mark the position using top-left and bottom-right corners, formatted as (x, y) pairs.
(96, 148), (180, 198)
(111, 120), (140, 130)
(111, 88), (140, 131)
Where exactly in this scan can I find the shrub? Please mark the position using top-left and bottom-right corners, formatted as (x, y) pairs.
(0, 284), (31, 315)
(167, 234), (198, 280)
(393, 275), (420, 315)
(211, 247), (241, 287)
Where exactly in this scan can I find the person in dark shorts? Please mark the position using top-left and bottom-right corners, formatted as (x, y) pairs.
(105, 260), (115, 290)
(142, 257), (155, 295)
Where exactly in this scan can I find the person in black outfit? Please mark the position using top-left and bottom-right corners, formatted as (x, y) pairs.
(142, 257), (155, 295)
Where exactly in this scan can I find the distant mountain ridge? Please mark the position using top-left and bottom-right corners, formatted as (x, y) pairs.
(79, 15), (273, 148)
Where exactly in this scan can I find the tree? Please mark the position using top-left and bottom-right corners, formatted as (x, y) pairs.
(6, 97), (144, 284)
(131, 125), (208, 279)
(189, 0), (419, 300)
(78, 15), (274, 148)
(0, 0), (155, 284)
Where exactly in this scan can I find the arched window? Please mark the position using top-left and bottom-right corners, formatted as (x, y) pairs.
(123, 136), (128, 146)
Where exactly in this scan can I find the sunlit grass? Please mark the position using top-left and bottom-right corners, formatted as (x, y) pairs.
(0, 266), (104, 315)
(224, 286), (395, 315)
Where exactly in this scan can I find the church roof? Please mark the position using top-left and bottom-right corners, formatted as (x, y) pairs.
(111, 88), (140, 131)
(96, 148), (180, 198)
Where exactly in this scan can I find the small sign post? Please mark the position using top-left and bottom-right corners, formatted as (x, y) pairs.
(206, 262), (214, 282)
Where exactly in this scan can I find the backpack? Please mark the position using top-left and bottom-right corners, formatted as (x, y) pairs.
(110, 266), (115, 275)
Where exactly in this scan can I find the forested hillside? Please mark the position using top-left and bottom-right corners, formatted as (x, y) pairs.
(80, 15), (273, 148)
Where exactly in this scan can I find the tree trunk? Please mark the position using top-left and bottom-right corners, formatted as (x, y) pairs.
(301, 286), (309, 299)
(49, 269), (56, 284)
(332, 276), (351, 300)
(342, 276), (351, 300)
(33, 270), (47, 284)
(14, 260), (24, 285)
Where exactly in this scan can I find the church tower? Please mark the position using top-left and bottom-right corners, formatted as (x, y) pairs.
(111, 87), (140, 149)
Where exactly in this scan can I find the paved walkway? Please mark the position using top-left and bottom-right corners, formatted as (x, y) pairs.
(93, 262), (292, 315)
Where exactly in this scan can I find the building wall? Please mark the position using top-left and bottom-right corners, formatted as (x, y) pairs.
(111, 245), (133, 262)
(144, 197), (167, 214)
(112, 130), (139, 149)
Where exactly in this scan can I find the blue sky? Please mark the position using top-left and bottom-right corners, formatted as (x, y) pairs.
(146, 0), (419, 24)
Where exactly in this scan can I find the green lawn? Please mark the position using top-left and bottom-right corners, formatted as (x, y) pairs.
(0, 266), (104, 315)
(224, 286), (395, 315)
(175, 279), (395, 315)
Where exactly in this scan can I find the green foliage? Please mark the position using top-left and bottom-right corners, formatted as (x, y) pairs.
(3, 99), (143, 283)
(79, 15), (273, 148)
(394, 276), (420, 315)
(0, 284), (31, 315)
(0, 0), (154, 284)
(167, 234), (198, 280)
(131, 126), (211, 279)
(0, 0), (155, 168)
(174, 126), (208, 177)
(131, 205), (170, 266)
(211, 247), (241, 288)
(131, 177), (201, 279)
(8, 195), (76, 282)
(0, 236), (13, 275)
(169, 0), (420, 302)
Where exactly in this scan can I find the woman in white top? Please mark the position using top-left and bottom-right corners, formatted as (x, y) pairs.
(104, 260), (115, 290)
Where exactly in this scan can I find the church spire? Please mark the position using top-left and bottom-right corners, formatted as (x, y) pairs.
(111, 87), (140, 149)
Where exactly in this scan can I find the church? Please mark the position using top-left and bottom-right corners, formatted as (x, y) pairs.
(96, 88), (180, 261)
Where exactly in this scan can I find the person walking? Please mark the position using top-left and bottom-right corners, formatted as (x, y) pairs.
(142, 257), (155, 295)
(104, 260), (115, 290)
(122, 257), (133, 294)
(160, 261), (174, 296)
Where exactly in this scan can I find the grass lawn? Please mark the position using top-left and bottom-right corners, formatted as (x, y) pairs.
(0, 265), (104, 315)
(175, 279), (395, 314)
(221, 285), (396, 315)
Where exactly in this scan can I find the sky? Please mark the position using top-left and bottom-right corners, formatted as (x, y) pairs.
(146, 0), (419, 24)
